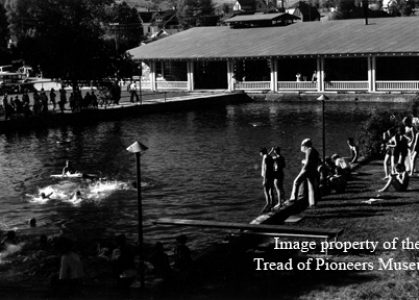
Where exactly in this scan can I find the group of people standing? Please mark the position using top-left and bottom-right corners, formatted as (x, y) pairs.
(380, 115), (416, 192)
(260, 138), (322, 212)
(260, 137), (358, 212)
(1, 91), (32, 119)
(260, 146), (286, 211)
(0, 86), (101, 120)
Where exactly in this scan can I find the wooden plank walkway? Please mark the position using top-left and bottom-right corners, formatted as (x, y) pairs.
(154, 217), (343, 239)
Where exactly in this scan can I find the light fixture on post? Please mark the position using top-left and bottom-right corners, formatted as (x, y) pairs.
(316, 94), (329, 163)
(126, 140), (148, 288)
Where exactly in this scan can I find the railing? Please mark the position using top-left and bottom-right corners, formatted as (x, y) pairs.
(156, 81), (188, 90)
(138, 81), (151, 90)
(277, 81), (317, 91)
(376, 81), (419, 91)
(325, 81), (368, 91)
(234, 81), (271, 91)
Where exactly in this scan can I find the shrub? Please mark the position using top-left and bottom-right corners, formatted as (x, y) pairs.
(359, 112), (399, 159)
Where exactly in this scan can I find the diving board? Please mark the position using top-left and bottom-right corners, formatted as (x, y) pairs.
(154, 218), (343, 239)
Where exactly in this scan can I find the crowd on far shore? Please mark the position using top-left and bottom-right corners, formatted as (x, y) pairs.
(0, 80), (145, 121)
(0, 87), (101, 120)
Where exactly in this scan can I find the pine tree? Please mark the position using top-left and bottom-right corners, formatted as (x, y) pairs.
(177, 0), (216, 28)
(177, 0), (197, 28)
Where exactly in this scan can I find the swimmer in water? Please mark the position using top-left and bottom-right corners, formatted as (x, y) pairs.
(74, 190), (82, 198)
(41, 192), (53, 199)
(70, 190), (83, 203)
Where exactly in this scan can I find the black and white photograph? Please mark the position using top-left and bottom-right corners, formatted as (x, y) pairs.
(1, 0), (419, 299)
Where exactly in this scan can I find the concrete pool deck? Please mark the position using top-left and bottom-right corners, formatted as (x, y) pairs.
(251, 92), (419, 103)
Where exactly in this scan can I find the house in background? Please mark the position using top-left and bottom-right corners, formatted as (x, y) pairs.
(213, 0), (236, 15)
(139, 10), (182, 42)
(224, 12), (299, 27)
(139, 11), (154, 37)
(145, 10), (180, 38)
(233, 0), (269, 13)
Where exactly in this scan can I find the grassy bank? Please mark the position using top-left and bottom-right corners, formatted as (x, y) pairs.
(173, 160), (419, 300)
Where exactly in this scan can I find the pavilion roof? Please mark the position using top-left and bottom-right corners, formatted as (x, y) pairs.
(224, 12), (294, 22)
(128, 17), (419, 61)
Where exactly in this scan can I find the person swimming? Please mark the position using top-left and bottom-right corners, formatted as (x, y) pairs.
(69, 190), (83, 203)
(41, 192), (53, 199)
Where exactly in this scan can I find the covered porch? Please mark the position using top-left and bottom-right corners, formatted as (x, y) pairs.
(128, 17), (419, 95)
(137, 55), (419, 94)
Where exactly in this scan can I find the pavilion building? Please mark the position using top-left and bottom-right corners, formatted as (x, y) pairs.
(127, 16), (419, 94)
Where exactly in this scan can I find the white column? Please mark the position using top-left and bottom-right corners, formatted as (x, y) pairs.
(371, 56), (376, 92)
(368, 56), (372, 92)
(316, 57), (323, 92)
(187, 61), (194, 91)
(227, 60), (235, 92)
(150, 61), (157, 91)
(270, 58), (278, 92)
(368, 56), (377, 92)
(318, 56), (325, 92)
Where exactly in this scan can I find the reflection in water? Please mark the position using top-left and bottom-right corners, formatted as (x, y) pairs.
(0, 100), (411, 250)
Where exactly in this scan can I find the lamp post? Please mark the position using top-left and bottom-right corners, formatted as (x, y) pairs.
(126, 141), (148, 288)
(317, 94), (329, 163)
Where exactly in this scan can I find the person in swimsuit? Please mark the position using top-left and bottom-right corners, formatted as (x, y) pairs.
(382, 126), (396, 179)
(410, 126), (419, 175)
(260, 147), (275, 212)
(289, 138), (321, 207)
(403, 116), (415, 172)
(378, 163), (409, 192)
(269, 146), (285, 209)
(346, 137), (359, 163)
(388, 126), (410, 173)
(331, 153), (351, 179)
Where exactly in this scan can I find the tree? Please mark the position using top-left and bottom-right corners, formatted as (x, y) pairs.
(104, 2), (143, 54)
(336, 0), (356, 18)
(5, 0), (116, 87)
(177, 0), (215, 28)
(197, 0), (214, 16)
(177, 0), (197, 28)
(221, 3), (231, 14)
(395, 0), (415, 16)
(196, 0), (216, 26)
(0, 0), (11, 63)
